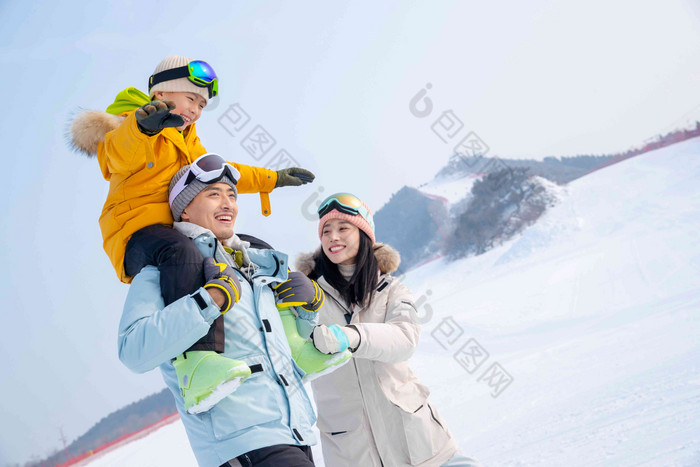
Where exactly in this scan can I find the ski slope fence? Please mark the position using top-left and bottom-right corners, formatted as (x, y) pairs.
(584, 123), (700, 176)
(55, 413), (179, 467)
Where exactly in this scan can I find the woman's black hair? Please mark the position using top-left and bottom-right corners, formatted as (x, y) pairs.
(314, 230), (379, 308)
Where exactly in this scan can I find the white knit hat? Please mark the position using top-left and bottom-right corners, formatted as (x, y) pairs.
(149, 55), (211, 103)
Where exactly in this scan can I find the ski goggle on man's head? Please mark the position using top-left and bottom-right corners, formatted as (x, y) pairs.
(317, 193), (376, 233)
(169, 153), (240, 207)
(149, 60), (219, 99)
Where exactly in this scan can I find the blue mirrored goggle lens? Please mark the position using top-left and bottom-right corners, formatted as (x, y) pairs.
(188, 60), (217, 83)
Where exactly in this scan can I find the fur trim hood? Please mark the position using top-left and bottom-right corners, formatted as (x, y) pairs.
(295, 243), (401, 276)
(69, 110), (124, 156)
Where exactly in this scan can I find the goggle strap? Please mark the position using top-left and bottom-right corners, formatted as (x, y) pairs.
(223, 166), (239, 185)
(168, 175), (189, 207)
(185, 170), (198, 185)
(149, 66), (191, 90)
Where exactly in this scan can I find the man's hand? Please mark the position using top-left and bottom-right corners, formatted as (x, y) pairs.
(311, 325), (360, 354)
(202, 258), (241, 313)
(135, 100), (185, 136)
(272, 271), (325, 313)
(275, 168), (315, 187)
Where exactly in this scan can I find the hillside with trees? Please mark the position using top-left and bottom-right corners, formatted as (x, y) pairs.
(28, 390), (175, 467)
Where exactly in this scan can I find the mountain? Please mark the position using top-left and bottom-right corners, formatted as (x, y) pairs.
(76, 136), (700, 466)
(375, 123), (700, 274)
(374, 153), (605, 273)
(29, 390), (176, 467)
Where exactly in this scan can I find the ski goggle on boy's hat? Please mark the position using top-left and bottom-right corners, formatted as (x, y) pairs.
(169, 154), (240, 221)
(149, 57), (219, 99)
(317, 193), (376, 243)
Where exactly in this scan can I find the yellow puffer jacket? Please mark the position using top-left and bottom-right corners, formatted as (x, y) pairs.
(74, 108), (277, 283)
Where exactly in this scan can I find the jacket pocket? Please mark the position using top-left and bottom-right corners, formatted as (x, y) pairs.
(208, 354), (282, 440)
(316, 411), (362, 436)
(312, 364), (364, 435)
(397, 402), (451, 465)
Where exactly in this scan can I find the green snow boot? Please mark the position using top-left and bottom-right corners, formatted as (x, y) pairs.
(173, 351), (252, 414)
(279, 308), (352, 382)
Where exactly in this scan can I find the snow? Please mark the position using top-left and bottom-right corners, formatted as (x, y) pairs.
(418, 172), (480, 205)
(79, 422), (197, 466)
(85, 138), (700, 466)
(187, 374), (246, 415)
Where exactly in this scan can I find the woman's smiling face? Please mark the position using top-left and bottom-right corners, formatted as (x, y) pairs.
(321, 218), (361, 265)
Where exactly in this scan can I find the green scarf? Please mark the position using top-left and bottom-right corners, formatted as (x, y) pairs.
(105, 87), (150, 115)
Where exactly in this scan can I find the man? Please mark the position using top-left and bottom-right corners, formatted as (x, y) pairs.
(118, 154), (320, 466)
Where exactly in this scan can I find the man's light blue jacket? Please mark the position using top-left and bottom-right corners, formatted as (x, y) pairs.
(118, 224), (317, 467)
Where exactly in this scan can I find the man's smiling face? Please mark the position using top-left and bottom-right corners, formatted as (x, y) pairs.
(180, 182), (238, 241)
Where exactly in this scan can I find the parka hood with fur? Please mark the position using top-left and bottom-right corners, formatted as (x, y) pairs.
(69, 87), (150, 156)
(69, 110), (124, 156)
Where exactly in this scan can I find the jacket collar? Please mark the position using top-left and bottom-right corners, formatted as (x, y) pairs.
(316, 276), (354, 315)
(173, 221), (215, 240)
(161, 124), (196, 161)
(173, 222), (287, 280)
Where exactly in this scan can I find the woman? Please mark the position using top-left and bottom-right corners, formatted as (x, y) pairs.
(295, 193), (480, 466)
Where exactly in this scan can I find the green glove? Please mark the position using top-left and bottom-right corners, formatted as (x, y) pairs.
(275, 168), (315, 188)
(135, 100), (185, 136)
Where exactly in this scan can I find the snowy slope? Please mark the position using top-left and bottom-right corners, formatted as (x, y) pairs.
(401, 137), (700, 466)
(85, 138), (700, 466)
(76, 421), (196, 466)
(418, 172), (479, 205)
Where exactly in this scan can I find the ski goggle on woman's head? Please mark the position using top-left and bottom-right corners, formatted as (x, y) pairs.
(317, 193), (376, 233)
(168, 153), (240, 207)
(149, 60), (219, 99)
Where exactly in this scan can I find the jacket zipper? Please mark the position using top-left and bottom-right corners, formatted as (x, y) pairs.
(351, 357), (386, 466)
(427, 403), (445, 430)
(323, 282), (386, 466)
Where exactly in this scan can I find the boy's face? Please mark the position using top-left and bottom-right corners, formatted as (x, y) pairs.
(154, 91), (207, 131)
(180, 182), (238, 242)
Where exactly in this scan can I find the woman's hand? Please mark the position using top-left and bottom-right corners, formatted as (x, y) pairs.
(312, 325), (360, 354)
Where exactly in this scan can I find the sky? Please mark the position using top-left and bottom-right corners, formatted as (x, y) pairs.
(0, 0), (699, 464)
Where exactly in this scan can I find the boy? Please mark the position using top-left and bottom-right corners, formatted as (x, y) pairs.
(71, 55), (331, 413)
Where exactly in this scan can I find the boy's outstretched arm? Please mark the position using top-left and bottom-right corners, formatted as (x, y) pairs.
(275, 167), (315, 187)
(229, 162), (315, 193)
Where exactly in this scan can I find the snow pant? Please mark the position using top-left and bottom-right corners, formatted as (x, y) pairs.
(222, 444), (314, 467)
(124, 224), (224, 352)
